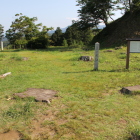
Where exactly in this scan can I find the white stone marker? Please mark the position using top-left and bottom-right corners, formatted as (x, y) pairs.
(94, 42), (100, 70)
(1, 41), (3, 51)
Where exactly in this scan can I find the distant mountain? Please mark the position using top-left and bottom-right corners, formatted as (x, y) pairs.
(48, 25), (105, 35)
(48, 27), (68, 34)
(2, 37), (8, 42)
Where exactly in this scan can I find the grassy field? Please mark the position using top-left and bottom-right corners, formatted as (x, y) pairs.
(0, 46), (140, 140)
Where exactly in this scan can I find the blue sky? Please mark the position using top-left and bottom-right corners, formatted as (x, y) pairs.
(0, 0), (122, 33)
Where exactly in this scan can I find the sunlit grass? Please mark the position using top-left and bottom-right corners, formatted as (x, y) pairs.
(0, 47), (140, 139)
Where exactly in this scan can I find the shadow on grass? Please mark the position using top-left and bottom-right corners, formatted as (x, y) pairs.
(1, 49), (30, 52)
(1, 49), (21, 52)
(2, 47), (78, 52)
(47, 46), (73, 51)
(63, 70), (93, 74)
(63, 69), (129, 74)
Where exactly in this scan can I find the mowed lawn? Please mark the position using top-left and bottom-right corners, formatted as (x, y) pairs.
(0, 47), (140, 139)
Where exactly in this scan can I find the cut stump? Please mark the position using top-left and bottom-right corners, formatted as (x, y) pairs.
(14, 88), (57, 104)
(120, 85), (140, 95)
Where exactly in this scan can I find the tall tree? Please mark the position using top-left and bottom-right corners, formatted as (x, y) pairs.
(77, 0), (116, 28)
(27, 26), (51, 49)
(76, 0), (140, 29)
(50, 27), (63, 46)
(117, 0), (140, 12)
(6, 13), (52, 49)
(64, 22), (93, 46)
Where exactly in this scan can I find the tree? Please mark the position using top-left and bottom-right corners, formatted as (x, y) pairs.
(6, 13), (53, 49)
(64, 25), (79, 46)
(77, 0), (116, 28)
(116, 0), (140, 12)
(27, 26), (51, 49)
(76, 0), (140, 29)
(0, 24), (4, 41)
(64, 22), (93, 47)
(50, 27), (63, 46)
(62, 39), (68, 47)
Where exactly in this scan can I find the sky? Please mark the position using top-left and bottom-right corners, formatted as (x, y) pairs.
(0, 0), (122, 33)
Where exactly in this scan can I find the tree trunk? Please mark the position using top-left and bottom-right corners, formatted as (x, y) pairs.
(129, 0), (132, 12)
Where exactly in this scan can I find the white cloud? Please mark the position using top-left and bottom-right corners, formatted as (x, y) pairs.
(66, 17), (79, 21)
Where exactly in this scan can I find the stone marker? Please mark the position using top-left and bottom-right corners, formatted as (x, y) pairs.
(94, 42), (100, 70)
(79, 56), (93, 61)
(14, 88), (57, 104)
(1, 41), (3, 51)
(120, 85), (140, 94)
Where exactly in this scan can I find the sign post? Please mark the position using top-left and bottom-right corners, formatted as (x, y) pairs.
(94, 42), (100, 70)
(126, 38), (140, 69)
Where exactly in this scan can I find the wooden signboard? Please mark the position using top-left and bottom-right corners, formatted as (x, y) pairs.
(126, 38), (140, 69)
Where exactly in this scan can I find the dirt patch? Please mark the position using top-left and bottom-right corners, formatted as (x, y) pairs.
(102, 93), (110, 96)
(14, 88), (58, 104)
(30, 116), (56, 139)
(0, 130), (20, 140)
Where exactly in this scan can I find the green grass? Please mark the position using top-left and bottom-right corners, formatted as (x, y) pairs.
(0, 47), (140, 139)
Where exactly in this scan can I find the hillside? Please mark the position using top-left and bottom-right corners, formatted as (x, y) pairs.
(92, 10), (140, 48)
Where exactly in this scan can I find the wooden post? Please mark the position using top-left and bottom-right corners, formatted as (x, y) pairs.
(126, 40), (130, 69)
(94, 42), (100, 70)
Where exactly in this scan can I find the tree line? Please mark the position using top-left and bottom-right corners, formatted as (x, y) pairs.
(0, 0), (139, 49)
(0, 13), (94, 49)
(50, 21), (93, 49)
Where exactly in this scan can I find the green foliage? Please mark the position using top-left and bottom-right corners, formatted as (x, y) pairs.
(27, 35), (49, 49)
(62, 39), (68, 47)
(50, 23), (93, 49)
(76, 0), (116, 28)
(50, 27), (63, 46)
(64, 22), (93, 48)
(76, 0), (140, 29)
(6, 13), (52, 49)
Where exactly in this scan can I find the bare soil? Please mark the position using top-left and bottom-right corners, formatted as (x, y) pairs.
(0, 131), (20, 140)
(0, 88), (60, 139)
(14, 88), (58, 103)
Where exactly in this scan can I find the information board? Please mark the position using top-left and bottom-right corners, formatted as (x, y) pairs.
(130, 41), (140, 53)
